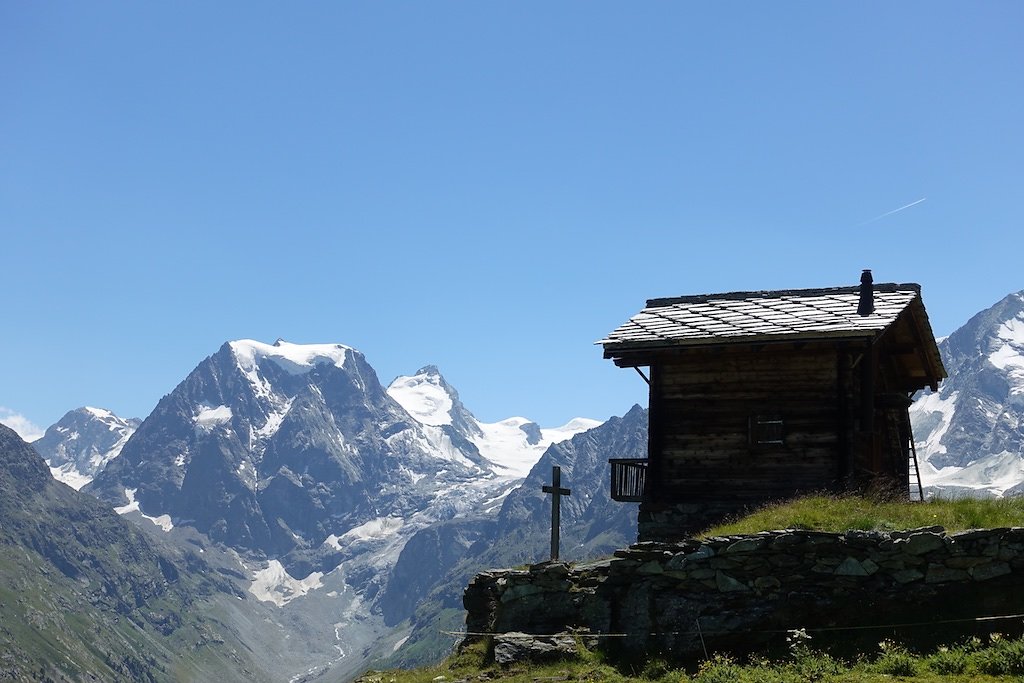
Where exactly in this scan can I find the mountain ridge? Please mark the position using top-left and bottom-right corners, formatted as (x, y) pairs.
(0, 423), (263, 682)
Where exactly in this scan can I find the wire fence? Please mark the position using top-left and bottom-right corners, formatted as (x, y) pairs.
(443, 611), (1024, 640)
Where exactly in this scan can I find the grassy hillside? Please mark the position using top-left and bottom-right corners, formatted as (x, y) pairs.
(0, 424), (263, 682)
(702, 495), (1024, 536)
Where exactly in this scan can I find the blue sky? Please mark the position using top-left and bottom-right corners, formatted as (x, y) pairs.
(2, 2), (1022, 437)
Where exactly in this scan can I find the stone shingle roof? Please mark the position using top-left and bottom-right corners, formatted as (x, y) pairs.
(599, 284), (922, 350)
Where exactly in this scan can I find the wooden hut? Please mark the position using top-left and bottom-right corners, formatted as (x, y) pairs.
(598, 271), (946, 542)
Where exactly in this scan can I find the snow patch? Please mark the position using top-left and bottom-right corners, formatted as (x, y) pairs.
(542, 417), (602, 444)
(194, 404), (233, 430)
(83, 406), (115, 420)
(340, 516), (404, 543)
(114, 487), (140, 514)
(481, 486), (514, 514)
(230, 339), (352, 376)
(925, 450), (1024, 497)
(990, 342), (1024, 370)
(912, 390), (958, 459)
(472, 416), (600, 477)
(387, 371), (453, 426)
(257, 397), (294, 440)
(113, 488), (175, 531)
(418, 425), (477, 468)
(49, 465), (92, 491)
(322, 516), (405, 550)
(248, 560), (324, 607)
(988, 314), (1024, 395)
(147, 514), (175, 532)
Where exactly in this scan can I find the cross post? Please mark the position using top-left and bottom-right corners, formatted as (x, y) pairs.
(541, 465), (571, 561)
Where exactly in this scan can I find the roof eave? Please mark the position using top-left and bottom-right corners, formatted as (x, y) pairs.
(601, 329), (882, 364)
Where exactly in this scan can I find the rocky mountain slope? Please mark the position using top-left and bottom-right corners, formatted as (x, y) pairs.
(0, 424), (264, 682)
(74, 339), (600, 680)
(375, 405), (648, 669)
(32, 406), (140, 490)
(911, 290), (1024, 497)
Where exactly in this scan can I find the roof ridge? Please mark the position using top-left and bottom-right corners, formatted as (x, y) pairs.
(646, 282), (921, 308)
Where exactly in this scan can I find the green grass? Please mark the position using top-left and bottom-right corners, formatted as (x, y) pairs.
(356, 634), (1024, 682)
(701, 495), (1024, 537)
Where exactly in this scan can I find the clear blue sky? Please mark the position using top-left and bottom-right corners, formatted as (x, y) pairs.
(2, 2), (1022, 437)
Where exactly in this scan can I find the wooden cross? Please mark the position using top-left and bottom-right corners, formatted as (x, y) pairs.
(541, 465), (571, 561)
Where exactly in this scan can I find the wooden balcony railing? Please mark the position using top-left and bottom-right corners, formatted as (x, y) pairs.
(609, 458), (647, 502)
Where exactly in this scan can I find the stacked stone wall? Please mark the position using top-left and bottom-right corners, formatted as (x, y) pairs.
(464, 527), (1024, 662)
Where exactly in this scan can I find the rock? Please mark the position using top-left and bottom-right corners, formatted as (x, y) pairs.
(896, 532), (946, 555)
(891, 569), (924, 584)
(666, 545), (714, 570)
(835, 557), (868, 576)
(492, 632), (578, 665)
(768, 554), (801, 567)
(499, 583), (546, 603)
(945, 556), (989, 569)
(723, 538), (765, 554)
(687, 568), (716, 580)
(925, 564), (970, 584)
(970, 562), (1011, 581)
(715, 571), (749, 593)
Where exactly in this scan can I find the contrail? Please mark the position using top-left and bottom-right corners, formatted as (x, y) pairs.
(860, 197), (927, 225)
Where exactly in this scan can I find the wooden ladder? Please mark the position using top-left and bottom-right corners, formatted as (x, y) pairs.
(909, 435), (924, 501)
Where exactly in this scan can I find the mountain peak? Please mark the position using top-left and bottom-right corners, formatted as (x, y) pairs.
(911, 288), (1024, 495)
(32, 407), (139, 490)
(387, 366), (462, 427)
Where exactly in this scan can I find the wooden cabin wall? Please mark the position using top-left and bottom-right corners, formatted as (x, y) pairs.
(649, 345), (846, 507)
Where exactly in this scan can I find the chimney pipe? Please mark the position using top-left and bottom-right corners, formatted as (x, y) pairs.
(857, 269), (874, 316)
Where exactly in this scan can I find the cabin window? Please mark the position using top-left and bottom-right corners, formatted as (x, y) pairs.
(749, 415), (784, 446)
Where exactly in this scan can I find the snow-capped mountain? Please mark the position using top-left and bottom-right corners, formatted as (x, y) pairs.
(32, 407), (140, 490)
(911, 291), (1024, 497)
(387, 366), (601, 477)
(81, 339), (600, 676)
(88, 340), (508, 556)
(67, 339), (607, 679)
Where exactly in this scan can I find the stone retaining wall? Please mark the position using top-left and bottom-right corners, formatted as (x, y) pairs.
(463, 527), (1024, 663)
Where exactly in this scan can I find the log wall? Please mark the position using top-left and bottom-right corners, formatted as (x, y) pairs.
(648, 346), (844, 506)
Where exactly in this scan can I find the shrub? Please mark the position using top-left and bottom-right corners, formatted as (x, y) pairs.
(786, 652), (841, 682)
(872, 640), (917, 677)
(972, 635), (1024, 675)
(693, 654), (744, 683)
(926, 645), (968, 674)
(640, 657), (670, 680)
